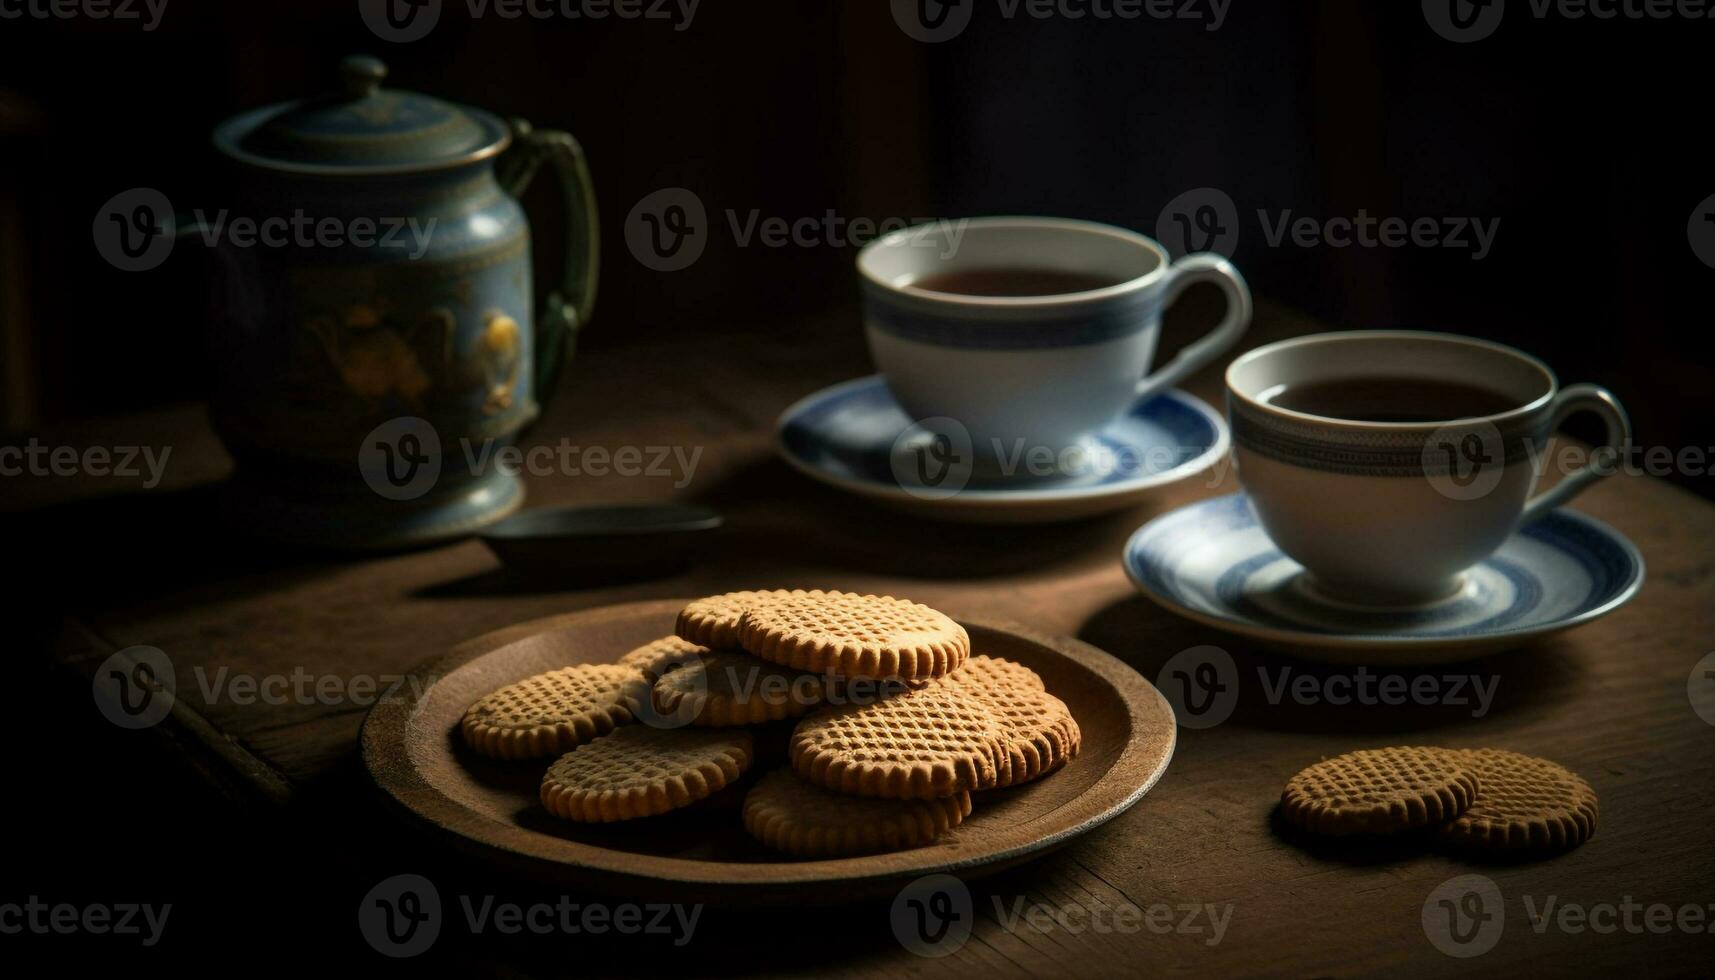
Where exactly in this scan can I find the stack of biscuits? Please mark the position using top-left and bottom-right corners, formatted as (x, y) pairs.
(459, 589), (1082, 858)
(1278, 745), (1599, 856)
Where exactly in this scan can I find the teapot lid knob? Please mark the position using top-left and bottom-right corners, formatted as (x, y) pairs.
(340, 55), (387, 99)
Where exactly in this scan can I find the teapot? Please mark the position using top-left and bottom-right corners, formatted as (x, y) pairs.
(203, 55), (597, 549)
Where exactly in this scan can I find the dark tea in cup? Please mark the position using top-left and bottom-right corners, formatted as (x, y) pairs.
(1259, 376), (1521, 423)
(908, 267), (1121, 298)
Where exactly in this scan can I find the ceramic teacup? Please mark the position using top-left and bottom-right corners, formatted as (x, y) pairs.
(858, 217), (1251, 474)
(1226, 330), (1631, 605)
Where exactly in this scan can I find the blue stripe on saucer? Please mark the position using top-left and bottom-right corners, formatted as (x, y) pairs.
(779, 375), (1219, 495)
(1123, 493), (1643, 643)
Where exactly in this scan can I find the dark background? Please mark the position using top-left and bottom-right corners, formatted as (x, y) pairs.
(0, 0), (1710, 497)
(1, 2), (1711, 970)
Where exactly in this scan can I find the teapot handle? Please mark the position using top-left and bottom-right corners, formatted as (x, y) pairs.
(496, 119), (600, 411)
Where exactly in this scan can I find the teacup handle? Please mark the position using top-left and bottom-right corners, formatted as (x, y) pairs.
(1136, 253), (1253, 402)
(1521, 383), (1631, 523)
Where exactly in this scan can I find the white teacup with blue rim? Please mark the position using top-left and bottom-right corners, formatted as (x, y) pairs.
(858, 217), (1252, 480)
(1226, 331), (1631, 606)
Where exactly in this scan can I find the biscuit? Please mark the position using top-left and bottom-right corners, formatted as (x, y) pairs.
(945, 654), (1046, 693)
(743, 769), (971, 857)
(461, 663), (646, 760)
(653, 650), (825, 727)
(820, 672), (924, 707)
(1280, 746), (1478, 836)
(540, 726), (754, 822)
(790, 683), (1006, 798)
(946, 656), (1080, 787)
(1438, 749), (1598, 855)
(738, 590), (969, 681)
(676, 590), (793, 649)
(619, 635), (707, 682)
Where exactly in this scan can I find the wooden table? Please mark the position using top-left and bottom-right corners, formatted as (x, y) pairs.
(38, 301), (1715, 975)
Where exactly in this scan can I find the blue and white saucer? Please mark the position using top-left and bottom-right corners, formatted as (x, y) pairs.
(775, 375), (1229, 523)
(1123, 493), (1644, 663)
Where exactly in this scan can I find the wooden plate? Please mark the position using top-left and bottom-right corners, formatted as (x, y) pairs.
(361, 599), (1175, 904)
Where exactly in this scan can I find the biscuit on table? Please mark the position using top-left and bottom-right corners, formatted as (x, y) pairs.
(1280, 746), (1479, 836)
(460, 663), (647, 760)
(743, 769), (971, 857)
(540, 725), (754, 822)
(790, 682), (1006, 798)
(1438, 749), (1598, 855)
(653, 649), (825, 727)
(738, 590), (970, 681)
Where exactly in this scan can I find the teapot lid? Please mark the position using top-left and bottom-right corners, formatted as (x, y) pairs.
(212, 56), (510, 176)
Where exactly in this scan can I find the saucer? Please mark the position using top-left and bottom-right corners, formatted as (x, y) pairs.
(1122, 493), (1644, 663)
(775, 375), (1229, 523)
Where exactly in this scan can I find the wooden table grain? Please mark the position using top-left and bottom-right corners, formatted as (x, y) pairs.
(38, 300), (1715, 976)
